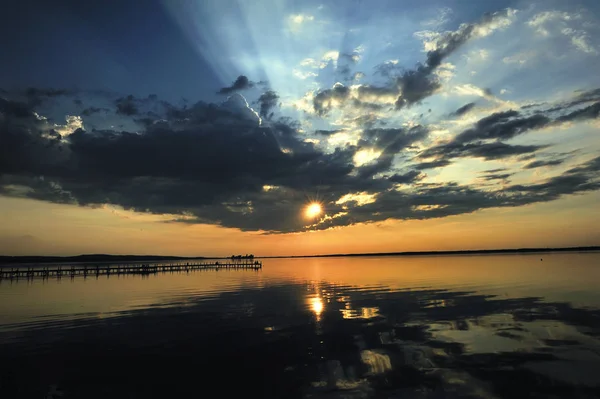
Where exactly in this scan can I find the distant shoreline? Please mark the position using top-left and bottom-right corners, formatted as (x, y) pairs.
(262, 246), (600, 259)
(0, 246), (598, 264)
(0, 254), (203, 265)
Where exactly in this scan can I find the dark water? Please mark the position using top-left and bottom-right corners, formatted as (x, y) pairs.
(1, 253), (600, 398)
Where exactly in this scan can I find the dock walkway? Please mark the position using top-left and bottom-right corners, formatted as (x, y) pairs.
(0, 261), (262, 280)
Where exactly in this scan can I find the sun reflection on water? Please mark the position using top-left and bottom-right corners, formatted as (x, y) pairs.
(309, 296), (324, 320)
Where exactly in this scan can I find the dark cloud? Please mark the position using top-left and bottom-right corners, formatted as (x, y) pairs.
(414, 101), (595, 168)
(217, 75), (254, 95)
(361, 126), (428, 154)
(420, 141), (546, 162)
(482, 168), (507, 174)
(452, 102), (476, 117)
(524, 159), (565, 169)
(81, 107), (109, 116)
(351, 99), (385, 111)
(355, 126), (428, 179)
(25, 88), (70, 98)
(313, 83), (351, 116)
(349, 114), (382, 129)
(481, 173), (513, 181)
(1, 89), (598, 233)
(313, 9), (516, 115)
(414, 159), (453, 170)
(554, 88), (600, 110)
(556, 101), (600, 123)
(394, 10), (515, 109)
(394, 66), (442, 109)
(356, 85), (397, 98)
(374, 61), (403, 78)
(115, 95), (138, 116)
(256, 90), (279, 120)
(314, 156), (600, 230)
(1, 95), (390, 232)
(565, 155), (600, 174)
(414, 97), (600, 170)
(388, 170), (423, 184)
(454, 111), (551, 143)
(24, 87), (71, 106)
(1, 74), (599, 233)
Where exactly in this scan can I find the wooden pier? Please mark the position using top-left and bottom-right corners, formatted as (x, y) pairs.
(0, 260), (262, 280)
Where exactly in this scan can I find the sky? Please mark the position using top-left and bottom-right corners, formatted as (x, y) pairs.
(1, 0), (599, 257)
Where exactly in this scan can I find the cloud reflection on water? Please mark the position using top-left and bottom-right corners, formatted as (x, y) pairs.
(1, 255), (600, 398)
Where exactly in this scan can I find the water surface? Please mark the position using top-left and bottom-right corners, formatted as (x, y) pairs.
(1, 253), (600, 398)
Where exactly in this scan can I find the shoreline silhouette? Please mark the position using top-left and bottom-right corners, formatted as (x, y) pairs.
(1, 246), (598, 264)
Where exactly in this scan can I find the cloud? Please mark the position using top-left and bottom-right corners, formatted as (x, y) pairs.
(451, 102), (476, 117)
(453, 111), (551, 143)
(414, 159), (453, 170)
(2, 7), (599, 234)
(217, 75), (254, 95)
(313, 82), (351, 115)
(256, 90), (279, 120)
(388, 170), (423, 184)
(313, 8), (518, 115)
(480, 172), (513, 181)
(420, 141), (547, 162)
(289, 14), (314, 25)
(503, 51), (537, 65)
(524, 159), (565, 169)
(81, 107), (109, 116)
(2, 91), (599, 233)
(115, 95), (138, 116)
(351, 126), (428, 179)
(555, 101), (600, 123)
(527, 10), (597, 54)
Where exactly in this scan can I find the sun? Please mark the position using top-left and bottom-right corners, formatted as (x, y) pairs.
(305, 202), (323, 219)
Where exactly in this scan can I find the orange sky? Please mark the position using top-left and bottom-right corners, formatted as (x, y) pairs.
(1, 190), (598, 257)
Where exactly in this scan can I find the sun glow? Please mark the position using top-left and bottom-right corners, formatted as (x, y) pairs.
(310, 296), (324, 319)
(305, 202), (323, 218)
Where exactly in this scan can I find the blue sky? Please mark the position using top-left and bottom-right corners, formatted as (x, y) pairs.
(1, 0), (599, 254)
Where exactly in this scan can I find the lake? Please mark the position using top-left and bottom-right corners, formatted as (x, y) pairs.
(1, 253), (600, 398)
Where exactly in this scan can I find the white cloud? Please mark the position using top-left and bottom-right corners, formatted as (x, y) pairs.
(287, 13), (315, 33)
(413, 30), (442, 52)
(415, 9), (517, 53)
(300, 58), (318, 67)
(293, 69), (318, 79)
(503, 50), (537, 65)
(421, 7), (453, 29)
(454, 84), (517, 107)
(528, 11), (580, 36)
(463, 48), (490, 63)
(353, 148), (382, 167)
(289, 14), (314, 25)
(320, 50), (340, 68)
(336, 192), (378, 206)
(54, 115), (83, 137)
(527, 10), (596, 54)
(327, 131), (359, 147)
(353, 44), (366, 54)
(352, 72), (365, 82)
(471, 8), (518, 38)
(434, 62), (456, 82)
(570, 33), (597, 54)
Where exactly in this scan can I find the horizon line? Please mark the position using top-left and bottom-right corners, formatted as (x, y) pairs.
(1, 245), (599, 262)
